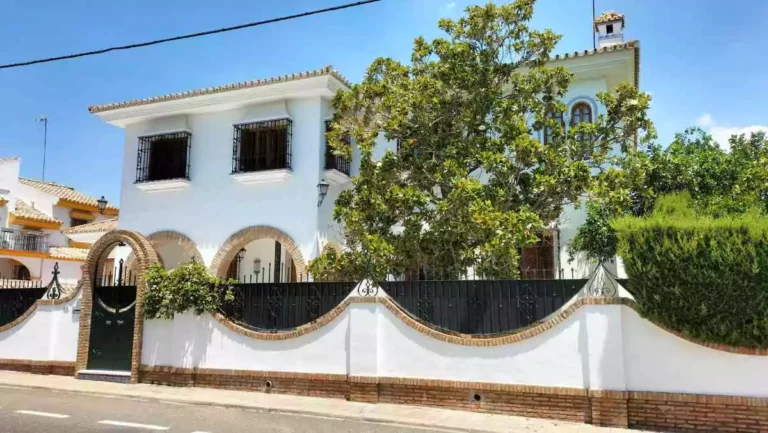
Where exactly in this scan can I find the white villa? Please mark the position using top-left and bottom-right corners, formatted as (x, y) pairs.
(0, 157), (119, 285)
(86, 11), (636, 281)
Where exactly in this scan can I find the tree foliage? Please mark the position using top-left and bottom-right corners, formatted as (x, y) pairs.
(573, 128), (768, 261)
(614, 193), (768, 348)
(318, 0), (653, 280)
(143, 261), (235, 320)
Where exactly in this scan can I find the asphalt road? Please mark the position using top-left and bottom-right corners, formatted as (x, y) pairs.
(0, 386), (454, 433)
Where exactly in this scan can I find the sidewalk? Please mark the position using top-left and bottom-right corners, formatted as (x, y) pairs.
(0, 371), (637, 433)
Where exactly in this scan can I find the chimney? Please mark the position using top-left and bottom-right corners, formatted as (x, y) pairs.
(594, 11), (625, 49)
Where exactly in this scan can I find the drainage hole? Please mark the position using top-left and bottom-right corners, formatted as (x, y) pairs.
(473, 393), (482, 402)
(265, 380), (273, 389)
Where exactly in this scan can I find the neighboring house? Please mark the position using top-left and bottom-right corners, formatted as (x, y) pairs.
(88, 11), (634, 281)
(0, 157), (119, 285)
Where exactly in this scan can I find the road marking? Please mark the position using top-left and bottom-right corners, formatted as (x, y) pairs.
(98, 420), (170, 430)
(15, 410), (70, 419)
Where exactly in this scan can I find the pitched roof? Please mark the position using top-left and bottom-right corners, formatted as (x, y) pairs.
(61, 217), (117, 235)
(49, 246), (89, 261)
(19, 178), (118, 213)
(594, 11), (625, 26)
(11, 200), (62, 225)
(88, 65), (352, 114)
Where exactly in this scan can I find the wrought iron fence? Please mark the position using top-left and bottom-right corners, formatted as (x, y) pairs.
(135, 131), (191, 183)
(232, 118), (292, 173)
(381, 279), (588, 335)
(220, 281), (356, 331)
(0, 228), (49, 253)
(0, 277), (46, 327)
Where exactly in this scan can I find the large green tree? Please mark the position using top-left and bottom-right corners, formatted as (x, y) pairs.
(314, 0), (653, 281)
(571, 128), (768, 262)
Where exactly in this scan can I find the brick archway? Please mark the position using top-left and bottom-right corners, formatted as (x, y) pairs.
(75, 230), (159, 383)
(210, 226), (307, 279)
(125, 230), (202, 272)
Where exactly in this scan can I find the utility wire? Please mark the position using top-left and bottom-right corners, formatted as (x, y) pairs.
(0, 0), (380, 70)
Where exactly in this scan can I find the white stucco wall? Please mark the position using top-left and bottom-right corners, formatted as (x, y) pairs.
(117, 98), (329, 267)
(141, 309), (349, 374)
(0, 295), (80, 362)
(622, 306), (768, 397)
(377, 303), (589, 388)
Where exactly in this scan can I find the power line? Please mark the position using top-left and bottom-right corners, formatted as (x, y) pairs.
(0, 0), (381, 70)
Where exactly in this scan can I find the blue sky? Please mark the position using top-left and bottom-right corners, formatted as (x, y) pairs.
(1, 0), (766, 205)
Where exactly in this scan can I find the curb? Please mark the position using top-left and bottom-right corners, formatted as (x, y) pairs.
(0, 380), (488, 433)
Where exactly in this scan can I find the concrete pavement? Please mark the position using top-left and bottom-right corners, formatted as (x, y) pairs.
(0, 371), (642, 433)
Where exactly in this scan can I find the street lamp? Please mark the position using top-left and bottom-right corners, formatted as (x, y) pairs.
(35, 116), (48, 180)
(97, 196), (108, 214)
(317, 179), (330, 207)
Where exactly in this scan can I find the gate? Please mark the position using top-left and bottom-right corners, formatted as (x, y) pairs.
(87, 259), (136, 372)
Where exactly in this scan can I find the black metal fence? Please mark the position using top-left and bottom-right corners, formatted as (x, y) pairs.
(0, 279), (46, 327)
(381, 279), (588, 335)
(136, 131), (191, 183)
(325, 151), (351, 175)
(220, 281), (356, 331)
(0, 228), (50, 253)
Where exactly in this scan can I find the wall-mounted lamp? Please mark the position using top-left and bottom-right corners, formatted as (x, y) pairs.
(97, 196), (108, 214)
(317, 179), (330, 207)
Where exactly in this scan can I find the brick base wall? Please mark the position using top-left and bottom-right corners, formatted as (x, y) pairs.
(377, 383), (591, 423)
(628, 392), (768, 433)
(2, 362), (762, 432)
(0, 359), (75, 376)
(140, 366), (349, 400)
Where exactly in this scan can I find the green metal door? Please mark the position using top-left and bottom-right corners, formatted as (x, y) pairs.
(87, 284), (136, 372)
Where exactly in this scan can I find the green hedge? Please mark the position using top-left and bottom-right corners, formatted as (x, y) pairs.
(613, 194), (768, 348)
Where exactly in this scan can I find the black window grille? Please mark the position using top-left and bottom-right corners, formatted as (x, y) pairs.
(324, 121), (350, 175)
(232, 119), (292, 173)
(136, 131), (191, 183)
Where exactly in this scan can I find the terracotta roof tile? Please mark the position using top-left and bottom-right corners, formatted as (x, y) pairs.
(88, 65), (352, 114)
(11, 200), (62, 225)
(19, 178), (118, 213)
(594, 11), (625, 25)
(49, 246), (89, 261)
(551, 40), (637, 62)
(62, 217), (117, 235)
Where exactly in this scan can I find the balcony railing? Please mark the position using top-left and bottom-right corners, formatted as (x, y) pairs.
(324, 150), (350, 175)
(0, 229), (50, 253)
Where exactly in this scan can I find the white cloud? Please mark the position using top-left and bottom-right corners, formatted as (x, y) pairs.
(710, 125), (768, 151)
(696, 113), (713, 128)
(695, 113), (768, 151)
(439, 1), (457, 16)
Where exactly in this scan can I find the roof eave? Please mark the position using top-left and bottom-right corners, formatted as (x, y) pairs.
(92, 74), (349, 127)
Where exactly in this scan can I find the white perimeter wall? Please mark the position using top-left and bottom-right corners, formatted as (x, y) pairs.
(142, 308), (349, 375)
(136, 298), (768, 398)
(0, 295), (80, 362)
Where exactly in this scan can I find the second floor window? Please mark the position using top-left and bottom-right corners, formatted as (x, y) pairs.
(324, 121), (350, 175)
(543, 111), (564, 146)
(571, 102), (593, 125)
(136, 131), (191, 183)
(232, 118), (292, 173)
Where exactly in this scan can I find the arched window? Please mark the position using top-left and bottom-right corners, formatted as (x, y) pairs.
(570, 102), (593, 125)
(543, 111), (564, 145)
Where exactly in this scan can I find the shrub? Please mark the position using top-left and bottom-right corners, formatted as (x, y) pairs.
(143, 260), (235, 320)
(613, 194), (768, 348)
